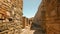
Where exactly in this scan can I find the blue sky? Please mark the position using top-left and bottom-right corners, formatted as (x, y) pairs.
(23, 0), (42, 18)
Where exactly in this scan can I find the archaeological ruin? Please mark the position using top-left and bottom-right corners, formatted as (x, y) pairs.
(0, 0), (23, 34)
(31, 0), (60, 34)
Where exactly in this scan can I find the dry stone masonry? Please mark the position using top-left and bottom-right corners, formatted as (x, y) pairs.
(0, 0), (23, 34)
(31, 0), (60, 34)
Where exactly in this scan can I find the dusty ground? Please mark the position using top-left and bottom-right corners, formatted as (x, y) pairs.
(21, 26), (35, 34)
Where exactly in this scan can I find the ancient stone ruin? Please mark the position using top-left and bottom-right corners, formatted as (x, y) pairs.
(0, 0), (23, 34)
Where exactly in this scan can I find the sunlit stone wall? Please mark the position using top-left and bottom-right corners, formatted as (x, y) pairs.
(0, 0), (23, 34)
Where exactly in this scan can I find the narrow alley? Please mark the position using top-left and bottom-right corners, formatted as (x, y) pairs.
(0, 0), (60, 34)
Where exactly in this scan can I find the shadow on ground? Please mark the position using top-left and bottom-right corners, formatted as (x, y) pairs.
(30, 23), (46, 34)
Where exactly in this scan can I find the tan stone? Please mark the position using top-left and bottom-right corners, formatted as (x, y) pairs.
(31, 0), (60, 34)
(0, 0), (23, 34)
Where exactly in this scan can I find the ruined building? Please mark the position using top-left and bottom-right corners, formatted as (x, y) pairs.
(29, 17), (33, 27)
(0, 0), (23, 34)
(31, 0), (60, 34)
(22, 16), (30, 28)
(22, 16), (33, 29)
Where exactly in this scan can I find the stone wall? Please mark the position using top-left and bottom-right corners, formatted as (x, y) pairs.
(22, 16), (30, 28)
(31, 0), (60, 34)
(29, 17), (33, 28)
(0, 0), (23, 34)
(45, 0), (60, 34)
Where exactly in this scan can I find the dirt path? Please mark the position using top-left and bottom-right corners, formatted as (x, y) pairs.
(21, 26), (35, 34)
